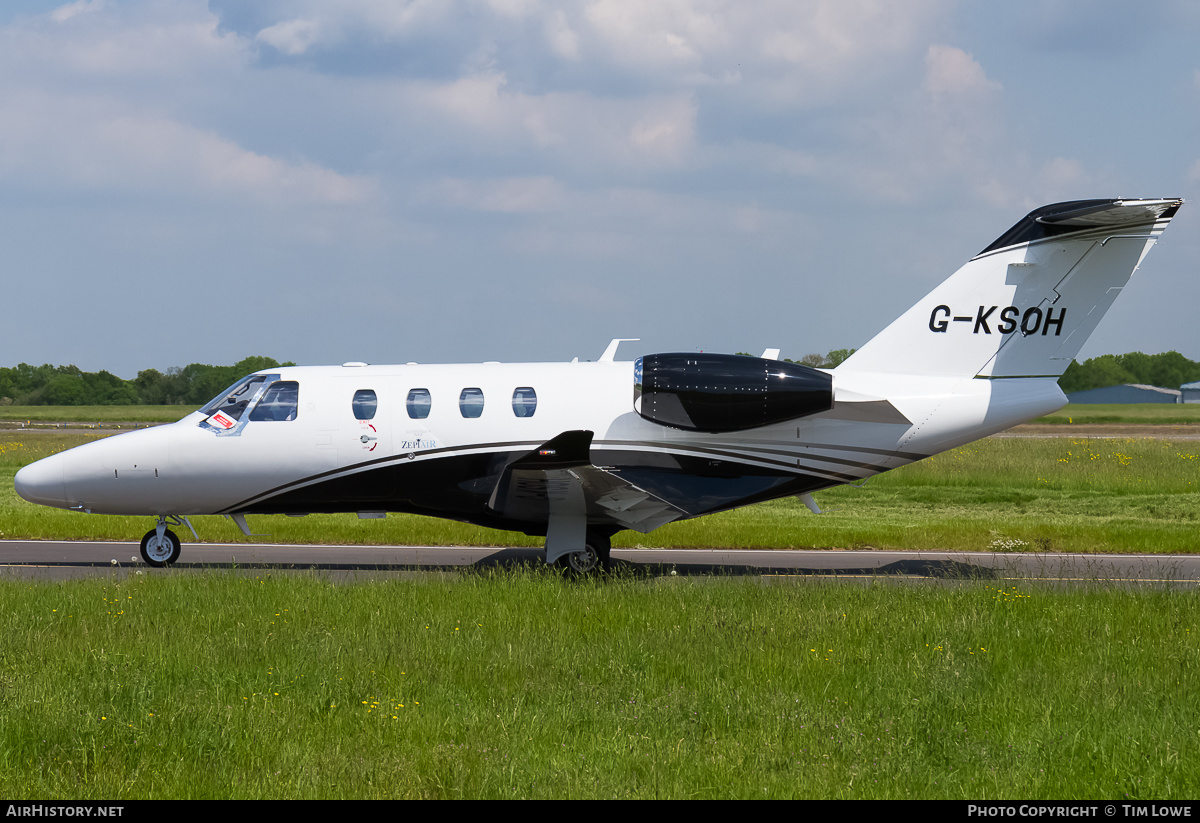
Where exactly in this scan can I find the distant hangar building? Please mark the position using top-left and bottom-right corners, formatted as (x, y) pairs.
(1181, 381), (1200, 404)
(1066, 384), (1181, 404)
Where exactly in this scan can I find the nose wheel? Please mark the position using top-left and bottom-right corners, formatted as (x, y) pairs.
(140, 524), (182, 567)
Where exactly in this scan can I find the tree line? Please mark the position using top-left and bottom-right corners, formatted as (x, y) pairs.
(2, 350), (1197, 406)
(744, 348), (1200, 395)
(736, 348), (857, 368)
(1056, 351), (1200, 394)
(0, 356), (293, 406)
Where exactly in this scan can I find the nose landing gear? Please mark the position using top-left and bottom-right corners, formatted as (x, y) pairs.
(139, 515), (193, 567)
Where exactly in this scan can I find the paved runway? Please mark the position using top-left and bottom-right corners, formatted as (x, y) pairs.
(2, 539), (1198, 587)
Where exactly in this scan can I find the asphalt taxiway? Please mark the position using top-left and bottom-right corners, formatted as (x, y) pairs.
(1, 540), (1198, 587)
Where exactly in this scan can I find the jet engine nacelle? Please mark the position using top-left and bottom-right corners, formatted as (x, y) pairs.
(633, 353), (833, 433)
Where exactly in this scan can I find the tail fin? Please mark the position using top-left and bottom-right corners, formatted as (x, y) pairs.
(838, 198), (1183, 378)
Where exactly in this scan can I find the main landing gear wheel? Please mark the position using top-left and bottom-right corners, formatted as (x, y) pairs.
(557, 531), (612, 575)
(140, 528), (181, 567)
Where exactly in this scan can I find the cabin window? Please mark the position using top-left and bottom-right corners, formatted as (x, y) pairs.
(407, 388), (431, 419)
(459, 388), (484, 418)
(512, 387), (537, 417)
(352, 389), (377, 421)
(249, 381), (299, 422)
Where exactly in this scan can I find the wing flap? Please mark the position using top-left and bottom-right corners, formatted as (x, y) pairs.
(489, 431), (686, 533)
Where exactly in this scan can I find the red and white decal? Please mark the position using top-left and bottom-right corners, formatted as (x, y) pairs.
(208, 411), (236, 430)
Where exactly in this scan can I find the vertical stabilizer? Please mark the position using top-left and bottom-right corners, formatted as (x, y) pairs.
(838, 199), (1183, 378)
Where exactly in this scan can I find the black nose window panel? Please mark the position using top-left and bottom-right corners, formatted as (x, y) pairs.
(635, 353), (832, 432)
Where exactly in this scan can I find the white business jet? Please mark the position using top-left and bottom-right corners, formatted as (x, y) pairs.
(14, 198), (1184, 571)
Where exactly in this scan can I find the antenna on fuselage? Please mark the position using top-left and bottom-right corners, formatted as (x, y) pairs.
(599, 338), (640, 362)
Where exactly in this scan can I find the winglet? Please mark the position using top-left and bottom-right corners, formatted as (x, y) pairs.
(487, 430), (594, 515)
(507, 430), (594, 471)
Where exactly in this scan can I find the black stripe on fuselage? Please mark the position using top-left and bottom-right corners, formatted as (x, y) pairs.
(217, 436), (916, 530)
(598, 438), (926, 474)
(218, 438), (546, 513)
(223, 448), (842, 532)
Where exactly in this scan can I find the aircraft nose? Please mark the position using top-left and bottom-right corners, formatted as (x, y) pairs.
(14, 452), (69, 509)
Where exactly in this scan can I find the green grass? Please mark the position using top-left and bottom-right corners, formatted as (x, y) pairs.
(0, 406), (189, 424)
(1036, 403), (1200, 426)
(0, 571), (1195, 799)
(5, 431), (1200, 553)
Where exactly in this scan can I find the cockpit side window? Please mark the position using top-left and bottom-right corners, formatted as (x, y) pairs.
(249, 381), (299, 422)
(353, 389), (378, 421)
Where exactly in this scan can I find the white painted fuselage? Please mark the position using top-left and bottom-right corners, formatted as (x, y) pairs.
(13, 197), (1184, 567)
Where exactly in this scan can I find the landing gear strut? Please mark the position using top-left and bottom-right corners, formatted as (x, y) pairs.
(140, 516), (183, 567)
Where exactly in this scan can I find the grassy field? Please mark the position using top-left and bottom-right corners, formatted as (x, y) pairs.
(1036, 403), (1200, 426)
(0, 570), (1195, 799)
(3, 417), (1199, 799)
(0, 406), (190, 425)
(4, 430), (1200, 553)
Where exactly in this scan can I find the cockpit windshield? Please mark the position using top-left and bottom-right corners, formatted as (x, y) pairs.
(199, 373), (281, 433)
(200, 374), (278, 418)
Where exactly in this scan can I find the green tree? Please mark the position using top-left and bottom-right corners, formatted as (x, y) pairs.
(825, 348), (856, 368)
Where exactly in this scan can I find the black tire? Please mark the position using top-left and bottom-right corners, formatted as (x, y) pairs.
(557, 531), (611, 575)
(140, 528), (181, 567)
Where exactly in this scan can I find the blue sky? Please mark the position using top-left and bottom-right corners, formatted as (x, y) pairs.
(2, 0), (1198, 378)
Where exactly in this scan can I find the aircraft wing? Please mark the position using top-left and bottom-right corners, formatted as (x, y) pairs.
(488, 430), (686, 534)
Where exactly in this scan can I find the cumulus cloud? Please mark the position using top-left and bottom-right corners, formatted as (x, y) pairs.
(0, 90), (374, 206)
(236, 0), (950, 103)
(407, 71), (697, 168)
(543, 9), (581, 60)
(923, 44), (1002, 99)
(0, 2), (373, 206)
(51, 0), (107, 24)
(430, 176), (565, 213)
(255, 18), (322, 55)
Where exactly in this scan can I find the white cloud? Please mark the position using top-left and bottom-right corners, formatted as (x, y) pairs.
(924, 44), (1002, 99)
(237, 0), (951, 105)
(51, 0), (107, 24)
(430, 176), (565, 213)
(5, 1), (245, 81)
(0, 2), (373, 206)
(409, 71), (697, 167)
(544, 10), (580, 60)
(255, 18), (322, 56)
(0, 91), (374, 205)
